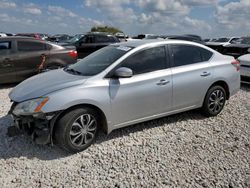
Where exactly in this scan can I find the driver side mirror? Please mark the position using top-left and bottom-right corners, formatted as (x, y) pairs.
(113, 67), (133, 78)
(248, 48), (250, 53)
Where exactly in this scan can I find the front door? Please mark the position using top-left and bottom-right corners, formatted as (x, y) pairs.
(109, 46), (173, 127)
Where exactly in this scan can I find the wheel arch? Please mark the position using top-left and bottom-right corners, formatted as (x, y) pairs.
(208, 80), (230, 100)
(51, 103), (108, 141)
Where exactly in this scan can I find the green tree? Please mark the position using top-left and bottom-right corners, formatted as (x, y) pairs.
(91, 26), (123, 34)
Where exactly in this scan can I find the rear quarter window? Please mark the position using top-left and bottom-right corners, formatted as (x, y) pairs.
(200, 48), (213, 61)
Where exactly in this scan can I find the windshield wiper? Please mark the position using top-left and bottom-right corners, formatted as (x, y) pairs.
(64, 68), (83, 75)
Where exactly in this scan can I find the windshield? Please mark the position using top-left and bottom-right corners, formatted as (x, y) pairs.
(68, 35), (84, 43)
(65, 45), (132, 76)
(216, 38), (229, 42)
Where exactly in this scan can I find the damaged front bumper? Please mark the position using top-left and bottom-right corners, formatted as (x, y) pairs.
(9, 104), (61, 145)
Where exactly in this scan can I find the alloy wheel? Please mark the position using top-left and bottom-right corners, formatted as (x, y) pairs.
(69, 114), (97, 147)
(208, 89), (225, 113)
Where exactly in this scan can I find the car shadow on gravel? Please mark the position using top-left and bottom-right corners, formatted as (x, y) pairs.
(0, 110), (207, 160)
(96, 109), (207, 144)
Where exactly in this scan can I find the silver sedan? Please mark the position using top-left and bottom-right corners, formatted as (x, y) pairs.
(9, 40), (240, 152)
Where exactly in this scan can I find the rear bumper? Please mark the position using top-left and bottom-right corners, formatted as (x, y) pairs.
(9, 110), (61, 145)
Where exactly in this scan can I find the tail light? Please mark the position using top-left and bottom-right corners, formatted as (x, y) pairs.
(231, 60), (240, 71)
(68, 50), (77, 59)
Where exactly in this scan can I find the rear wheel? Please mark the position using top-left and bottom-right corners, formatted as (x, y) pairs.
(202, 85), (226, 117)
(54, 108), (99, 153)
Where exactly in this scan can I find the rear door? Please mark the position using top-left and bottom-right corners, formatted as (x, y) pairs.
(0, 40), (17, 83)
(14, 40), (49, 81)
(169, 44), (214, 110)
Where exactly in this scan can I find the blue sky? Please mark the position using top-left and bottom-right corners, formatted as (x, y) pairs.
(0, 0), (248, 38)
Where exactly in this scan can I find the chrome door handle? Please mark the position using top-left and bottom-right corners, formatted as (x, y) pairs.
(200, 72), (211, 77)
(156, 79), (170, 86)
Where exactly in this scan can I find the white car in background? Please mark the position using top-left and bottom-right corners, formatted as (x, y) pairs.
(0, 33), (7, 37)
(238, 54), (250, 82)
(206, 37), (240, 47)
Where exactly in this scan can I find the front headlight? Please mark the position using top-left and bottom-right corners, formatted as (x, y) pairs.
(13, 97), (49, 116)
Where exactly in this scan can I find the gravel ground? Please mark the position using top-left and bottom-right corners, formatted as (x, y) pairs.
(0, 84), (249, 187)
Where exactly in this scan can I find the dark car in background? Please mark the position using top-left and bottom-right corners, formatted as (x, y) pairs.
(61, 32), (120, 59)
(59, 34), (85, 45)
(205, 37), (240, 53)
(48, 34), (73, 43)
(0, 37), (77, 84)
(222, 37), (250, 58)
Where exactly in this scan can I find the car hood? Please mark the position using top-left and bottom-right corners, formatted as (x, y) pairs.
(9, 69), (88, 102)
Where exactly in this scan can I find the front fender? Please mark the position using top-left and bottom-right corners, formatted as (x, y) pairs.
(41, 84), (112, 126)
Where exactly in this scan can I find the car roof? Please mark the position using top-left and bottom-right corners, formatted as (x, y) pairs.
(115, 39), (206, 48)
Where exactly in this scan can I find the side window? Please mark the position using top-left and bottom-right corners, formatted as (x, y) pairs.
(171, 45), (202, 67)
(79, 36), (86, 43)
(86, 36), (94, 43)
(95, 35), (110, 43)
(108, 36), (116, 42)
(17, 41), (46, 52)
(121, 46), (167, 75)
(200, 48), (213, 61)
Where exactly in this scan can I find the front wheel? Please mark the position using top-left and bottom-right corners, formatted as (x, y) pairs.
(54, 108), (99, 153)
(202, 85), (226, 117)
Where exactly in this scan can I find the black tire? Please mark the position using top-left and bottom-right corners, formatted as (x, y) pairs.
(202, 85), (226, 117)
(54, 108), (100, 153)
